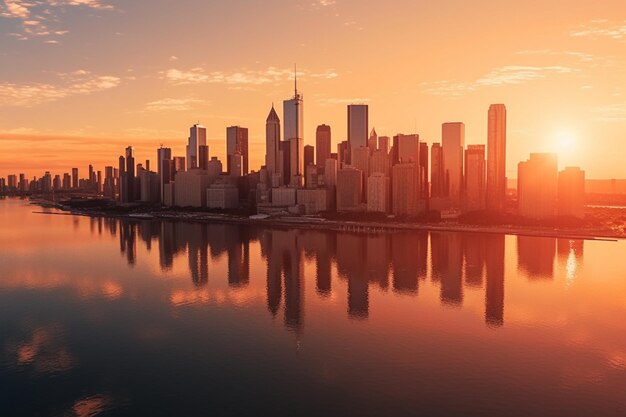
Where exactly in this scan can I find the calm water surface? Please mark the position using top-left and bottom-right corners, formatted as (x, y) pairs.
(1, 197), (625, 416)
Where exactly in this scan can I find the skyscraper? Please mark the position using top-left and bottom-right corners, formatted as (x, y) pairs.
(518, 153), (558, 219)
(283, 76), (304, 187)
(558, 167), (585, 218)
(464, 145), (486, 211)
(431, 143), (444, 198)
(227, 126), (249, 175)
(71, 168), (78, 189)
(157, 146), (172, 202)
(265, 105), (281, 186)
(368, 128), (378, 154)
(316, 124), (331, 171)
(347, 104), (368, 162)
(442, 122), (465, 204)
(186, 124), (207, 170)
(392, 134), (419, 164)
(486, 104), (507, 211)
(304, 144), (315, 169)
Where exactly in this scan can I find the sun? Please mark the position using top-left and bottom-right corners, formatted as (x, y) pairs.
(556, 132), (576, 156)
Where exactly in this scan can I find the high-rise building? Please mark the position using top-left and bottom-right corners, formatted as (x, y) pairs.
(265, 105), (281, 186)
(351, 146), (370, 203)
(431, 143), (445, 198)
(324, 158), (338, 189)
(368, 173), (390, 213)
(125, 146), (136, 202)
(392, 134), (419, 164)
(71, 168), (79, 189)
(442, 122), (465, 204)
(419, 142), (429, 199)
(336, 167), (363, 211)
(558, 167), (585, 218)
(229, 153), (243, 177)
(378, 136), (390, 154)
(283, 81), (303, 143)
(157, 146), (172, 202)
(227, 126), (248, 174)
(486, 104), (507, 211)
(347, 104), (368, 162)
(288, 137), (304, 188)
(186, 124), (207, 170)
(518, 153), (558, 219)
(283, 78), (304, 187)
(392, 163), (419, 216)
(337, 141), (349, 167)
(464, 145), (486, 211)
(316, 124), (331, 171)
(304, 144), (314, 168)
(198, 145), (209, 170)
(370, 149), (390, 176)
(368, 128), (378, 154)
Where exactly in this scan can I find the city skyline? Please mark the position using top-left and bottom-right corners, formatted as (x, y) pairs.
(1, 1), (626, 178)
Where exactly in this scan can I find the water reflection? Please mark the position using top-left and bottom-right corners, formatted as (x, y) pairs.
(109, 218), (586, 330)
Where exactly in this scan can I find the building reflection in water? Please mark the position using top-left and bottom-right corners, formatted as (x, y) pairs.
(110, 219), (584, 331)
(517, 236), (556, 279)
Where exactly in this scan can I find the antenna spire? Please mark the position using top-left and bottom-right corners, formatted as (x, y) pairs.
(294, 63), (297, 97)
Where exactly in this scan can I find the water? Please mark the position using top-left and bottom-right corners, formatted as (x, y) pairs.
(1, 197), (625, 417)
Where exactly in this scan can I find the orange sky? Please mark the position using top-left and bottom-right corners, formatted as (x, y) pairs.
(1, 0), (625, 179)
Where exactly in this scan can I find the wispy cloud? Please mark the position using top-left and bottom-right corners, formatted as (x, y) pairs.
(163, 66), (338, 87)
(0, 70), (120, 107)
(0, 0), (114, 43)
(570, 20), (626, 40)
(593, 104), (626, 122)
(316, 97), (370, 106)
(422, 65), (577, 96)
(144, 97), (205, 112)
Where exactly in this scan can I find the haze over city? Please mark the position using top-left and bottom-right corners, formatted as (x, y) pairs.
(1, 0), (626, 178)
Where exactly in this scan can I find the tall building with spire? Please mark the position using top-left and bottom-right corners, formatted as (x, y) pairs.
(186, 124), (207, 170)
(283, 68), (304, 187)
(486, 104), (507, 211)
(265, 105), (281, 187)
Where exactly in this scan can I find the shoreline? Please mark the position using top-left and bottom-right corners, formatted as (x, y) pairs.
(32, 203), (622, 242)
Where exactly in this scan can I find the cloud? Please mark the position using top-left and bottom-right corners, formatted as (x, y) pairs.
(0, 0), (114, 43)
(0, 70), (121, 106)
(144, 97), (205, 112)
(163, 66), (339, 87)
(593, 104), (626, 122)
(316, 97), (370, 106)
(422, 65), (578, 96)
(570, 20), (626, 40)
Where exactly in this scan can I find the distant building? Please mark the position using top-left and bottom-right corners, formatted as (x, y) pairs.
(265, 105), (281, 187)
(304, 144), (314, 169)
(486, 104), (507, 211)
(351, 146), (370, 202)
(442, 122), (465, 204)
(392, 133), (419, 164)
(558, 167), (585, 218)
(347, 104), (368, 163)
(370, 149), (390, 177)
(378, 136), (390, 154)
(227, 126), (249, 174)
(207, 182), (239, 209)
(72, 167), (79, 189)
(297, 188), (330, 214)
(324, 158), (338, 189)
(186, 124), (207, 170)
(336, 167), (362, 211)
(316, 124), (331, 171)
(140, 170), (160, 203)
(272, 187), (297, 207)
(464, 145), (486, 211)
(174, 169), (215, 208)
(368, 128), (378, 154)
(229, 153), (243, 177)
(392, 163), (419, 216)
(518, 153), (558, 219)
(367, 173), (390, 213)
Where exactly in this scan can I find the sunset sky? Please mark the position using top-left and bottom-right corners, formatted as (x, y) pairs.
(1, 0), (625, 179)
